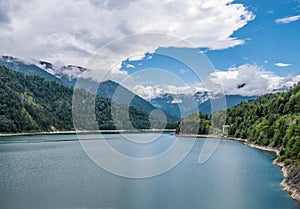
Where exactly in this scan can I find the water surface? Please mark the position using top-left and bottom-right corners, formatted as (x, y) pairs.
(0, 133), (299, 209)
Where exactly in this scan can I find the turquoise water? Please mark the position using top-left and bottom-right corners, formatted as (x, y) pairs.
(0, 133), (299, 209)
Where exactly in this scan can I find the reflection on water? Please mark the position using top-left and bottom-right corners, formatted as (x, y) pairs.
(0, 133), (299, 209)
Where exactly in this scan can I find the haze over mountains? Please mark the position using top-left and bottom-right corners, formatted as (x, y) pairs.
(1, 55), (293, 117)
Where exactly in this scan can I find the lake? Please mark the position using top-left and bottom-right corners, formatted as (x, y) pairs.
(0, 133), (299, 209)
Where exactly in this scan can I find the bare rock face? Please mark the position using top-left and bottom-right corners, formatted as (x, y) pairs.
(283, 165), (300, 203)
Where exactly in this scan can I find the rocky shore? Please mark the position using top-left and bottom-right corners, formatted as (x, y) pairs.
(178, 133), (300, 204)
(2, 131), (300, 203)
(227, 136), (300, 204)
(281, 164), (300, 203)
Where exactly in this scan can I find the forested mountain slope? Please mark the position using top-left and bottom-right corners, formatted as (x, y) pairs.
(0, 56), (179, 121)
(226, 83), (300, 166)
(0, 66), (173, 133)
(177, 83), (300, 165)
(176, 83), (300, 199)
(225, 83), (300, 199)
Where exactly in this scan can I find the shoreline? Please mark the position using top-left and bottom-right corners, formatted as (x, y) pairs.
(178, 133), (300, 204)
(0, 129), (176, 137)
(225, 136), (300, 203)
(1, 131), (299, 203)
(245, 141), (300, 204)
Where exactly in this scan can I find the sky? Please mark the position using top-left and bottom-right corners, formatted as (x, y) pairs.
(0, 0), (300, 98)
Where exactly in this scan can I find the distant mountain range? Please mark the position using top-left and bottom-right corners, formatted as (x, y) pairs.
(1, 55), (289, 117)
(149, 92), (258, 117)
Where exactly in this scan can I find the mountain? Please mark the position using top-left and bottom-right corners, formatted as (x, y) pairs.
(0, 56), (89, 88)
(176, 83), (300, 198)
(0, 56), (63, 84)
(149, 94), (181, 118)
(198, 95), (258, 115)
(226, 83), (300, 197)
(149, 92), (258, 117)
(149, 92), (210, 118)
(98, 80), (160, 114)
(38, 61), (85, 87)
(0, 66), (175, 133)
(0, 56), (179, 120)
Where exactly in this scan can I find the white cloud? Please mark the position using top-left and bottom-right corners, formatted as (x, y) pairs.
(209, 64), (300, 96)
(274, 62), (291, 67)
(275, 15), (300, 24)
(125, 64), (135, 68)
(130, 64), (300, 99)
(133, 85), (163, 100)
(0, 0), (255, 70)
(179, 69), (189, 74)
(131, 83), (209, 100)
(35, 61), (56, 75)
(60, 66), (85, 80)
(209, 64), (268, 96)
(171, 99), (183, 104)
(164, 85), (195, 95)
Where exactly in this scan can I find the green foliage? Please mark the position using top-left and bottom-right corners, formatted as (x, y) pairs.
(0, 66), (176, 133)
(284, 159), (292, 166)
(226, 83), (300, 165)
(175, 112), (210, 135)
(211, 110), (226, 130)
(176, 82), (300, 165)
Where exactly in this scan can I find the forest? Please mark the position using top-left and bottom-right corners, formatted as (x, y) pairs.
(2, 64), (299, 165)
(226, 83), (300, 166)
(0, 66), (177, 133)
(176, 83), (300, 166)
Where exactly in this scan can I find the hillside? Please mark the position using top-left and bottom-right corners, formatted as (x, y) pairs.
(0, 56), (178, 121)
(226, 83), (300, 200)
(175, 112), (210, 135)
(97, 80), (178, 121)
(198, 95), (258, 115)
(177, 83), (300, 164)
(226, 84), (300, 165)
(176, 83), (300, 199)
(0, 56), (63, 84)
(0, 66), (175, 133)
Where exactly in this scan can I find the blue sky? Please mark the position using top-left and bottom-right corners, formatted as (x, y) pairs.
(115, 0), (300, 98)
(207, 0), (300, 76)
(122, 0), (300, 77)
(1, 0), (300, 98)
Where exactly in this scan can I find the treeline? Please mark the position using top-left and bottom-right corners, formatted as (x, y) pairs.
(226, 83), (300, 166)
(176, 83), (300, 166)
(0, 66), (177, 133)
(175, 112), (210, 135)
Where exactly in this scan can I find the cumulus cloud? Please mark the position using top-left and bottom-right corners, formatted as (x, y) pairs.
(209, 64), (268, 96)
(274, 62), (292, 67)
(0, 2), (9, 25)
(133, 85), (163, 100)
(131, 64), (300, 99)
(0, 0), (254, 71)
(209, 64), (300, 96)
(275, 15), (300, 24)
(132, 83), (210, 100)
